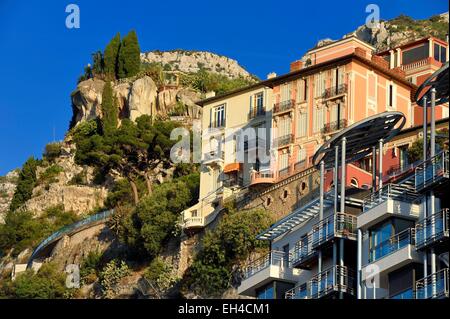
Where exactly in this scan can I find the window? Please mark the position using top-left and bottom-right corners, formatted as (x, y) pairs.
(297, 78), (308, 102)
(370, 222), (392, 260)
(211, 104), (226, 128)
(278, 152), (289, 171)
(434, 43), (447, 63)
(402, 44), (428, 65)
(250, 92), (265, 117)
(297, 111), (308, 137)
(387, 83), (396, 109)
(257, 284), (274, 300)
(278, 116), (291, 137)
(350, 178), (359, 188)
(314, 73), (325, 98)
(281, 83), (291, 102)
(297, 148), (306, 164)
(191, 210), (198, 218)
(212, 168), (222, 191)
(313, 106), (325, 133)
(368, 72), (376, 109)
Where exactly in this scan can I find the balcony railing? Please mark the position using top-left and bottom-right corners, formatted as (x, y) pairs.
(389, 288), (415, 299)
(285, 266), (355, 299)
(294, 159), (307, 172)
(321, 119), (348, 134)
(323, 84), (348, 99)
(311, 213), (357, 249)
(415, 208), (449, 250)
(242, 251), (289, 280)
(361, 181), (418, 212)
(416, 268), (449, 299)
(273, 134), (294, 148)
(415, 151), (449, 191)
(273, 99), (295, 114)
(248, 108), (266, 120)
(291, 233), (316, 267)
(202, 150), (225, 165)
(369, 228), (415, 263)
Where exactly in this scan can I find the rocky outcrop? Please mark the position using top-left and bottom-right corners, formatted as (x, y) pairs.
(24, 143), (108, 217)
(71, 75), (202, 127)
(0, 170), (18, 223)
(71, 79), (105, 123)
(141, 50), (252, 79)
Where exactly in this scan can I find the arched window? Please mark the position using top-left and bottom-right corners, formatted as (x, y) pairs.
(350, 178), (359, 188)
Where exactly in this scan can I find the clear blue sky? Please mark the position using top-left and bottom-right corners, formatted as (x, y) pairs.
(0, 0), (448, 175)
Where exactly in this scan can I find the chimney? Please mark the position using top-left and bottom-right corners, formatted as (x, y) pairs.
(205, 91), (216, 98)
(290, 60), (303, 72)
(267, 72), (277, 79)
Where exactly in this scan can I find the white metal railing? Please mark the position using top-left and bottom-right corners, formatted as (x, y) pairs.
(362, 178), (417, 212)
(291, 232), (316, 266)
(311, 213), (357, 249)
(415, 208), (449, 250)
(285, 265), (355, 299)
(416, 268), (449, 299)
(369, 228), (415, 263)
(415, 151), (449, 191)
(242, 251), (290, 280)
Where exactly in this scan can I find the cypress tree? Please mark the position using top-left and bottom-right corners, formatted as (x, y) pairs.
(101, 81), (118, 136)
(9, 157), (39, 212)
(103, 33), (121, 80)
(117, 30), (141, 79)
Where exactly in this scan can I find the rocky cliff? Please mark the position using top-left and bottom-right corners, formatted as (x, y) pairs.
(0, 171), (18, 223)
(313, 12), (449, 52)
(141, 50), (253, 79)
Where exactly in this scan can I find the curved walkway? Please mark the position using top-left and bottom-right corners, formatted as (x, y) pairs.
(27, 209), (114, 268)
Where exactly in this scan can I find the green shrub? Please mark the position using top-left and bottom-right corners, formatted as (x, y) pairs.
(9, 157), (40, 212)
(99, 259), (130, 298)
(1, 262), (72, 299)
(80, 250), (104, 284)
(38, 165), (64, 185)
(182, 208), (274, 296)
(144, 257), (179, 295)
(44, 142), (62, 162)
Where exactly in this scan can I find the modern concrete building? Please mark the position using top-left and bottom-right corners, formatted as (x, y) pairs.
(237, 62), (449, 300)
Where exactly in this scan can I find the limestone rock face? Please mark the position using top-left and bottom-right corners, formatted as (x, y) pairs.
(128, 76), (158, 121)
(140, 50), (252, 79)
(71, 79), (106, 123)
(0, 170), (18, 223)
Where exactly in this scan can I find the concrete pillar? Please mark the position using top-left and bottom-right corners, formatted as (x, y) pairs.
(334, 146), (339, 213)
(396, 48), (401, 67)
(340, 137), (346, 213)
(319, 161), (325, 220)
(378, 139), (384, 198)
(389, 50), (395, 69)
(428, 38), (433, 58)
(357, 229), (362, 299)
(430, 88), (436, 157)
(372, 146), (377, 192)
(423, 96), (428, 161)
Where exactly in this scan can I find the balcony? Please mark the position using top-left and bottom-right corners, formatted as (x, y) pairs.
(202, 150), (225, 165)
(238, 251), (300, 297)
(389, 288), (414, 299)
(415, 208), (449, 250)
(415, 151), (449, 192)
(358, 181), (420, 230)
(273, 99), (295, 114)
(362, 228), (420, 281)
(243, 136), (267, 152)
(250, 170), (275, 185)
(322, 84), (348, 100)
(369, 228), (415, 263)
(183, 216), (204, 229)
(321, 119), (348, 135)
(248, 108), (266, 120)
(416, 268), (449, 299)
(311, 213), (357, 249)
(291, 233), (317, 269)
(273, 134), (294, 148)
(285, 266), (355, 299)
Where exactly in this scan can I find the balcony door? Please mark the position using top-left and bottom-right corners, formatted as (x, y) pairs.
(370, 222), (392, 261)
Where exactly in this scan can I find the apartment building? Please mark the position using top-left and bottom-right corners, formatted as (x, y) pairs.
(376, 36), (449, 124)
(237, 62), (449, 300)
(181, 35), (422, 232)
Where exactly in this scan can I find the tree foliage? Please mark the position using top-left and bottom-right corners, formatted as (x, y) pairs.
(103, 33), (121, 80)
(9, 157), (40, 212)
(0, 262), (72, 299)
(101, 81), (118, 136)
(0, 206), (79, 256)
(117, 30), (141, 79)
(182, 208), (274, 296)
